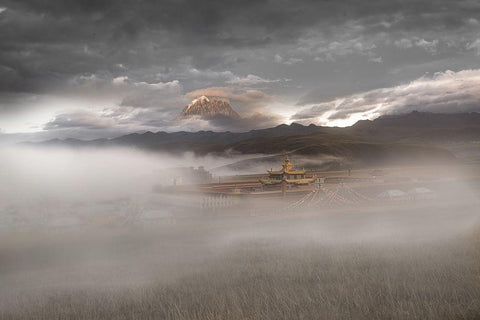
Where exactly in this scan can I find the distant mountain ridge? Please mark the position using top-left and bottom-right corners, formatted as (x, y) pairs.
(348, 111), (480, 142)
(361, 111), (480, 127)
(25, 111), (480, 166)
(176, 96), (241, 120)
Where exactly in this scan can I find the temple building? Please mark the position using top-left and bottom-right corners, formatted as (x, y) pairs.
(259, 155), (316, 187)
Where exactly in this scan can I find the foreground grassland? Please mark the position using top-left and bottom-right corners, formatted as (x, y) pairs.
(2, 230), (480, 320)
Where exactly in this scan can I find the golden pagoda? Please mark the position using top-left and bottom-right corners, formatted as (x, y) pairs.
(259, 155), (316, 186)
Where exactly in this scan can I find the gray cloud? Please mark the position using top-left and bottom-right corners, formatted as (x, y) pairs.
(2, 0), (480, 136)
(115, 78), (186, 116)
(226, 74), (282, 85)
(291, 104), (333, 120)
(292, 69), (480, 124)
(43, 111), (117, 130)
(2, 0), (480, 92)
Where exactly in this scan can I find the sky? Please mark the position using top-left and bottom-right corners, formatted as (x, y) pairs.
(1, 0), (480, 141)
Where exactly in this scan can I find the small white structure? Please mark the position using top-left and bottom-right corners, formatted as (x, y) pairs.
(408, 187), (436, 200)
(377, 189), (408, 201)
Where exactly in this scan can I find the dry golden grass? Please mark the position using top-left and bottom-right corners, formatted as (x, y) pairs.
(2, 237), (480, 320)
(2, 197), (480, 320)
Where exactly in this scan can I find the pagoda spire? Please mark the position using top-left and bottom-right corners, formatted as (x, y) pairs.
(282, 154), (293, 172)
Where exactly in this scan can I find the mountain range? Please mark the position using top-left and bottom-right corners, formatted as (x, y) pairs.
(27, 111), (480, 168)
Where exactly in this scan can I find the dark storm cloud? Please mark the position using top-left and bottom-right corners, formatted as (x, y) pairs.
(1, 0), (292, 92)
(2, 0), (480, 136)
(2, 0), (479, 93)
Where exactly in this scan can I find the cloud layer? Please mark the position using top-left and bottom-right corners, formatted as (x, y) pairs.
(292, 69), (480, 125)
(1, 0), (480, 137)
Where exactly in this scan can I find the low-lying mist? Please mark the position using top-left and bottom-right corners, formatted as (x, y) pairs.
(1, 145), (480, 319)
(0, 146), (247, 203)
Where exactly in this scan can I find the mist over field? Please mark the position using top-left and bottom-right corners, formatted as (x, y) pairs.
(1, 145), (480, 319)
(0, 146), (245, 202)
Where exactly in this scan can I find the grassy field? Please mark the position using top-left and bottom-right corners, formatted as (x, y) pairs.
(1, 225), (480, 320)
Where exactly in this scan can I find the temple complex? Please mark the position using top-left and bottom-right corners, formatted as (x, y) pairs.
(259, 155), (316, 187)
